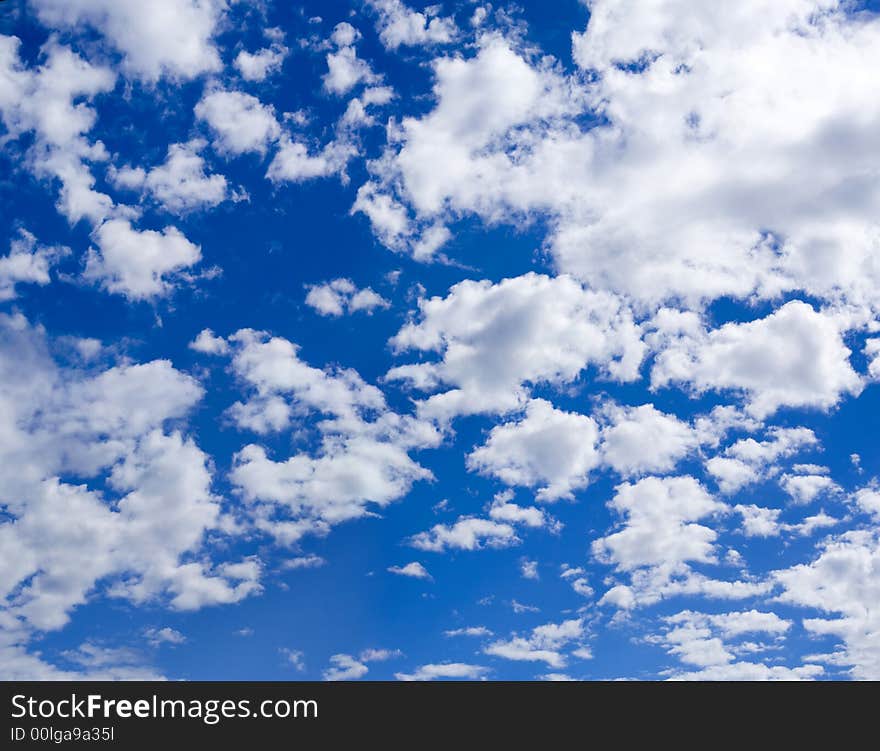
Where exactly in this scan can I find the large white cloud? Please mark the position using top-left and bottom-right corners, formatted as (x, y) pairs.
(83, 218), (202, 300)
(0, 313), (259, 643)
(322, 23), (378, 96)
(195, 89), (281, 156)
(594, 476), (726, 572)
(29, 0), (227, 81)
(387, 273), (644, 420)
(0, 37), (115, 225)
(599, 403), (698, 477)
(0, 229), (67, 301)
(193, 329), (439, 545)
(706, 426), (819, 494)
(467, 399), (600, 501)
(109, 139), (228, 214)
(365, 0), (457, 50)
(657, 609), (821, 680)
(652, 301), (862, 417)
(357, 5), (880, 319)
(485, 619), (585, 669)
(775, 530), (880, 679)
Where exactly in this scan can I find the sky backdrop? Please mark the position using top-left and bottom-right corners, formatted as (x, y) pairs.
(3, 0), (880, 681)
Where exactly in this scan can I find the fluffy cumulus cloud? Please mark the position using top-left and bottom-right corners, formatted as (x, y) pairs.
(594, 477), (725, 572)
(305, 278), (389, 317)
(195, 89), (281, 156)
(0, 36), (115, 224)
(365, 3), (880, 314)
(188, 328), (441, 545)
(6, 0), (880, 681)
(388, 273), (644, 420)
(323, 653), (369, 681)
(234, 29), (289, 82)
(657, 609), (821, 680)
(0, 230), (67, 301)
(83, 219), (202, 300)
(652, 302), (862, 417)
(323, 23), (378, 96)
(775, 530), (880, 679)
(109, 140), (228, 214)
(467, 399), (600, 501)
(388, 561), (431, 579)
(409, 516), (519, 553)
(706, 426), (819, 494)
(29, 0), (227, 81)
(0, 313), (259, 657)
(365, 0), (458, 50)
(485, 619), (586, 669)
(599, 403), (698, 477)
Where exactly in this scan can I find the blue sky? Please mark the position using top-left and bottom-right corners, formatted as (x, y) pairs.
(3, 0), (880, 681)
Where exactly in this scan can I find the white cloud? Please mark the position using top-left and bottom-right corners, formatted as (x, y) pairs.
(485, 619), (585, 669)
(189, 328), (229, 356)
(780, 473), (840, 505)
(30, 0), (226, 81)
(775, 529), (880, 679)
(468, 399), (599, 501)
(305, 278), (390, 317)
(594, 476), (726, 572)
(282, 555), (326, 570)
(706, 426), (819, 494)
(323, 23), (378, 96)
(0, 313), (259, 641)
(865, 339), (880, 380)
(560, 565), (593, 598)
(0, 639), (164, 681)
(0, 229), (67, 301)
(234, 32), (289, 82)
(109, 140), (227, 214)
(225, 328), (387, 431)
(657, 609), (818, 681)
(266, 137), (356, 184)
(409, 517), (519, 553)
(359, 648), (401, 662)
(409, 490), (554, 554)
(653, 302), (862, 418)
(358, 4), (880, 320)
(488, 494), (551, 529)
(520, 559), (539, 580)
(323, 653), (369, 681)
(599, 403), (698, 477)
(388, 561), (432, 579)
(395, 662), (488, 681)
(735, 504), (782, 538)
(387, 273), (644, 420)
(671, 662), (823, 681)
(366, 0), (458, 50)
(144, 627), (186, 646)
(281, 648), (306, 672)
(83, 219), (202, 300)
(0, 38), (115, 225)
(444, 626), (493, 638)
(195, 90), (281, 156)
(219, 329), (439, 544)
(359, 35), (577, 227)
(854, 484), (880, 519)
(791, 511), (839, 537)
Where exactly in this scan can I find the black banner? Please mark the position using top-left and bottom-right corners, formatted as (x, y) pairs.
(0, 680), (867, 745)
